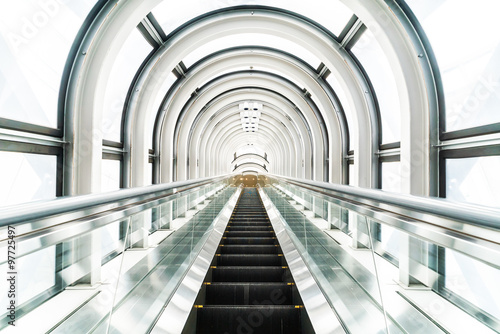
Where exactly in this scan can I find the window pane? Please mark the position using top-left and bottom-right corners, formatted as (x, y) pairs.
(101, 159), (121, 192)
(327, 75), (355, 150)
(181, 33), (322, 69)
(381, 161), (401, 193)
(0, 152), (57, 207)
(153, 0), (352, 38)
(351, 29), (401, 143)
(150, 72), (177, 148)
(102, 29), (153, 141)
(446, 156), (500, 208)
(406, 0), (500, 131)
(147, 162), (153, 185)
(0, 1), (97, 128)
(348, 163), (355, 185)
(445, 248), (500, 319)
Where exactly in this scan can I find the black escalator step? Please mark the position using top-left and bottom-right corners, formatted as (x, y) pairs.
(223, 237), (276, 245)
(233, 211), (265, 214)
(225, 231), (274, 237)
(212, 266), (286, 282)
(196, 305), (302, 334)
(220, 245), (279, 254)
(217, 254), (282, 266)
(227, 226), (272, 231)
(229, 221), (270, 226)
(205, 283), (293, 305)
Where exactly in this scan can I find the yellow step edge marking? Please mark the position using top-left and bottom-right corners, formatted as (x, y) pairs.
(282, 266), (288, 269)
(194, 305), (203, 308)
(210, 266), (217, 268)
(295, 305), (304, 309)
(203, 282), (211, 285)
(278, 254), (283, 256)
(287, 283), (295, 285)
(216, 254), (221, 256)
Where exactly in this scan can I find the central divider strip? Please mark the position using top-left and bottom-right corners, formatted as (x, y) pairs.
(151, 185), (244, 334)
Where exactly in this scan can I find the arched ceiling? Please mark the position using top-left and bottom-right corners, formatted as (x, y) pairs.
(61, 1), (437, 195)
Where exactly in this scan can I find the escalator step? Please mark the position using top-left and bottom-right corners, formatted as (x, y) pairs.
(229, 221), (270, 226)
(196, 306), (302, 334)
(227, 226), (272, 231)
(205, 283), (293, 305)
(212, 266), (286, 282)
(225, 231), (274, 237)
(220, 245), (279, 254)
(223, 237), (276, 245)
(217, 254), (282, 266)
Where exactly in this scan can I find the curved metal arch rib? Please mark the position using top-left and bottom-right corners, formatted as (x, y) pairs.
(121, 5), (378, 186)
(184, 89), (311, 179)
(163, 70), (328, 181)
(162, 46), (350, 182)
(187, 93), (307, 179)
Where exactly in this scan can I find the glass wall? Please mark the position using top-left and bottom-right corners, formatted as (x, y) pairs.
(101, 159), (121, 257)
(102, 28), (153, 142)
(445, 156), (500, 208)
(445, 248), (500, 320)
(0, 151), (57, 207)
(101, 159), (121, 192)
(351, 28), (401, 144)
(152, 0), (352, 39)
(406, 0), (500, 132)
(0, 0), (97, 128)
(181, 33), (322, 70)
(379, 161), (402, 260)
(327, 75), (354, 151)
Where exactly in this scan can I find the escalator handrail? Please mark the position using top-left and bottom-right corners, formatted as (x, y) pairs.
(268, 174), (500, 229)
(0, 175), (228, 226)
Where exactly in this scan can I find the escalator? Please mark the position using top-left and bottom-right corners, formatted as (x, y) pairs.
(186, 187), (312, 334)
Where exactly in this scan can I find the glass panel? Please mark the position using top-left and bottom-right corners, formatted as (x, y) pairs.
(197, 66), (304, 92)
(378, 160), (401, 259)
(446, 156), (500, 208)
(327, 75), (355, 150)
(101, 159), (121, 192)
(236, 144), (266, 157)
(101, 221), (120, 258)
(0, 152), (57, 207)
(351, 29), (401, 143)
(381, 161), (401, 193)
(406, 0), (500, 131)
(263, 187), (396, 332)
(380, 224), (400, 259)
(147, 162), (153, 185)
(446, 248), (500, 319)
(150, 72), (177, 147)
(0, 1), (97, 128)
(181, 33), (322, 69)
(102, 28), (153, 141)
(99, 187), (236, 333)
(14, 247), (55, 305)
(348, 163), (355, 185)
(153, 0), (352, 38)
